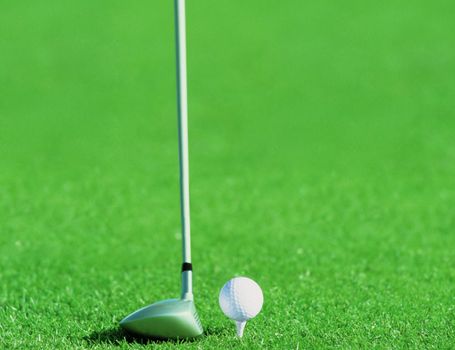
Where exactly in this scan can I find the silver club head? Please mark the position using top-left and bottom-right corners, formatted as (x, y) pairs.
(120, 298), (203, 339)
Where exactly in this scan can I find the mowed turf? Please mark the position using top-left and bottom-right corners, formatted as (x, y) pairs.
(1, 1), (455, 349)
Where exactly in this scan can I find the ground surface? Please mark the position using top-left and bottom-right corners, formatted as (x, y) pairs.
(1, 1), (455, 349)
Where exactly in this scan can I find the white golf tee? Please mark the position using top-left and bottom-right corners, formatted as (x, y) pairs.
(236, 321), (246, 337)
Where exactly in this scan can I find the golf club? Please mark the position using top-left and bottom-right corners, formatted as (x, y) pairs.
(119, 0), (203, 339)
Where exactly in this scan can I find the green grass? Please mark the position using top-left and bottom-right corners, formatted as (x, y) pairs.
(1, 0), (455, 348)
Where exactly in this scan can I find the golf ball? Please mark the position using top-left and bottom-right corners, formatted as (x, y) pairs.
(219, 277), (264, 322)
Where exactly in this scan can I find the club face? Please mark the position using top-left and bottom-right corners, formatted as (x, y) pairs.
(120, 299), (203, 339)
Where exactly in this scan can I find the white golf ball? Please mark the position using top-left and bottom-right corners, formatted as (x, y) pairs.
(219, 276), (264, 322)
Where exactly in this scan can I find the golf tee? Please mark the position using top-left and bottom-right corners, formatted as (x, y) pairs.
(236, 321), (246, 337)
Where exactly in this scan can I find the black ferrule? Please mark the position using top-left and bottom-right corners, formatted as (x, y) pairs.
(182, 262), (192, 272)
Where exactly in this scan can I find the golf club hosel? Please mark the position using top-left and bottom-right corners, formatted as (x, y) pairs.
(182, 270), (193, 300)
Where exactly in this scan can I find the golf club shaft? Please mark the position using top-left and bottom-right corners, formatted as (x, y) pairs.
(175, 0), (193, 299)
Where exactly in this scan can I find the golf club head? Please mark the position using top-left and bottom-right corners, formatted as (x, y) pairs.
(120, 299), (203, 339)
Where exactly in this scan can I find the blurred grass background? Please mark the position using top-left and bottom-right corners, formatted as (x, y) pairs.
(1, 1), (454, 348)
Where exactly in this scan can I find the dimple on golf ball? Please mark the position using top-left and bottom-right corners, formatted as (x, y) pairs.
(219, 276), (264, 323)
